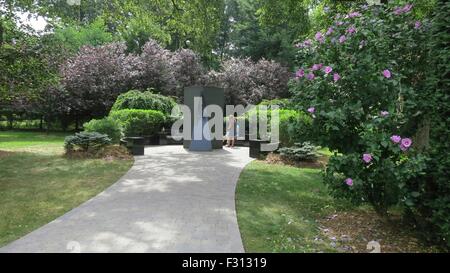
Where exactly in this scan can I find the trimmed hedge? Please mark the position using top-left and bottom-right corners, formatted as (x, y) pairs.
(243, 108), (312, 147)
(83, 117), (122, 144)
(111, 89), (177, 117)
(109, 109), (165, 137)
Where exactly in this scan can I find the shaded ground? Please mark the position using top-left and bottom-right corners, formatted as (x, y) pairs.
(318, 210), (441, 253)
(236, 160), (442, 253)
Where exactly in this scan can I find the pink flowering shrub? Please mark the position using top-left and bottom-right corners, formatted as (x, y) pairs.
(324, 114), (427, 216)
(289, 3), (433, 216)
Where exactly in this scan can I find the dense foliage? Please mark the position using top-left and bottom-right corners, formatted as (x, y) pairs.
(1, 0), (304, 130)
(207, 58), (290, 105)
(289, 2), (449, 248)
(278, 142), (319, 162)
(83, 117), (122, 144)
(111, 90), (177, 117)
(61, 42), (134, 120)
(243, 107), (312, 147)
(405, 0), (450, 248)
(64, 132), (111, 153)
(109, 109), (165, 137)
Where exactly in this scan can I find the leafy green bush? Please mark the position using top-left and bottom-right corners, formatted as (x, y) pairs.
(109, 109), (165, 137)
(64, 132), (111, 153)
(402, 0), (450, 249)
(110, 89), (177, 117)
(243, 108), (312, 146)
(83, 117), (122, 144)
(258, 98), (294, 110)
(278, 142), (318, 162)
(289, 2), (449, 249)
(323, 117), (428, 216)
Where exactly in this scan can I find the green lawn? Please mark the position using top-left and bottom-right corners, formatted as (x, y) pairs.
(0, 131), (133, 247)
(236, 161), (351, 253)
(235, 161), (441, 253)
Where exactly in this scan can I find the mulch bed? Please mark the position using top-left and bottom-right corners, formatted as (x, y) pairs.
(0, 150), (12, 158)
(265, 152), (328, 169)
(65, 145), (133, 161)
(317, 210), (441, 253)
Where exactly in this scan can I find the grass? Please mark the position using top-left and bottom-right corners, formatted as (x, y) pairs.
(235, 161), (352, 252)
(236, 160), (440, 253)
(0, 130), (70, 155)
(0, 131), (133, 247)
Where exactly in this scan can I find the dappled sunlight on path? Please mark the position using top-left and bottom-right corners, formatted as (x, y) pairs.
(0, 145), (253, 253)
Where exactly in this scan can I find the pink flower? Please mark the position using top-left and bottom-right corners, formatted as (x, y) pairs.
(400, 145), (408, 151)
(394, 4), (413, 15)
(383, 69), (391, 78)
(297, 39), (313, 48)
(346, 26), (356, 34)
(401, 138), (412, 148)
(393, 7), (403, 15)
(324, 66), (333, 74)
(333, 73), (341, 82)
(345, 178), (353, 186)
(391, 135), (402, 143)
(339, 35), (346, 43)
(326, 27), (334, 35)
(306, 73), (315, 80)
(414, 21), (421, 29)
(403, 4), (413, 13)
(348, 11), (361, 18)
(380, 111), (389, 117)
(295, 69), (305, 78)
(315, 32), (324, 43)
(312, 64), (323, 71)
(362, 153), (373, 163)
(336, 21), (344, 26)
(307, 107), (315, 114)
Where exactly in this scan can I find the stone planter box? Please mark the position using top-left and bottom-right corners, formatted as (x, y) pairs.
(249, 139), (279, 158)
(122, 137), (145, 156)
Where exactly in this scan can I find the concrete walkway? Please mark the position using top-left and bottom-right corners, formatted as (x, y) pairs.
(0, 146), (253, 253)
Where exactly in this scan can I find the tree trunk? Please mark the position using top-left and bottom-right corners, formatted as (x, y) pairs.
(7, 113), (13, 130)
(75, 117), (79, 131)
(46, 117), (50, 135)
(414, 117), (431, 152)
(0, 19), (4, 46)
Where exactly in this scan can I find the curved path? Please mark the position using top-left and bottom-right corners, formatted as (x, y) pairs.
(0, 146), (253, 253)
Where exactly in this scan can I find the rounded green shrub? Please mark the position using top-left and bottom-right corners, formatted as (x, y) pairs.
(278, 142), (319, 162)
(109, 109), (165, 137)
(242, 108), (312, 147)
(259, 98), (294, 110)
(64, 132), (111, 153)
(83, 117), (122, 144)
(111, 89), (177, 117)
